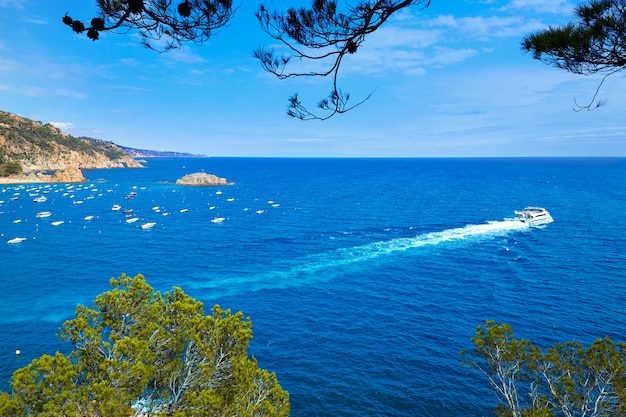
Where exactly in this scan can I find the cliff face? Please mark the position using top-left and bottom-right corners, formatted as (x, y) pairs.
(0, 111), (143, 183)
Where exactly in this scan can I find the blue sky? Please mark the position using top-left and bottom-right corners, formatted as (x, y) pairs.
(0, 0), (624, 157)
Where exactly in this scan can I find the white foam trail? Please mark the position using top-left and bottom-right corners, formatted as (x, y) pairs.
(200, 219), (531, 295)
(318, 219), (529, 269)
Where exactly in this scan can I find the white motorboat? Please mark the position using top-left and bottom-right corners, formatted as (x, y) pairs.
(7, 237), (27, 244)
(140, 222), (156, 229)
(33, 196), (47, 203)
(514, 207), (553, 226)
(112, 204), (122, 211)
(36, 211), (52, 218)
(211, 217), (226, 224)
(51, 220), (64, 226)
(126, 217), (139, 223)
(84, 215), (95, 221)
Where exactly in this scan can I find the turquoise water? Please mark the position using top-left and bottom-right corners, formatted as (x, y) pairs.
(1, 157), (625, 416)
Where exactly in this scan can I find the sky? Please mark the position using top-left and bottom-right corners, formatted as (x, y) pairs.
(0, 0), (624, 157)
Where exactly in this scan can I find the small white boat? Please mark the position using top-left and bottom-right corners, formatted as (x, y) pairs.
(227, 198), (235, 202)
(33, 196), (47, 203)
(36, 211), (52, 218)
(140, 222), (156, 229)
(13, 219), (21, 224)
(514, 207), (553, 226)
(180, 209), (189, 213)
(7, 237), (27, 244)
(211, 217), (226, 223)
(84, 215), (95, 221)
(255, 210), (265, 215)
(126, 217), (139, 223)
(112, 204), (122, 211)
(51, 221), (64, 226)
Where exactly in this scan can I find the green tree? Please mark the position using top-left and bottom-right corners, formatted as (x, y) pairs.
(522, 0), (626, 110)
(462, 321), (626, 417)
(0, 274), (290, 417)
(2, 161), (22, 176)
(63, 0), (431, 120)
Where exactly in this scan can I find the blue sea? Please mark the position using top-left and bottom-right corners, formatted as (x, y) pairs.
(0, 157), (625, 416)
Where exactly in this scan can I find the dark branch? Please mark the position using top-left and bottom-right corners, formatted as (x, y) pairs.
(63, 0), (236, 52)
(255, 0), (431, 120)
(64, 0), (432, 120)
(522, 0), (626, 110)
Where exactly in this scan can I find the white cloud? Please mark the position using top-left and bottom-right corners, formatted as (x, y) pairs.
(53, 88), (87, 99)
(428, 47), (478, 66)
(338, 7), (556, 77)
(50, 121), (74, 131)
(503, 0), (575, 15)
(0, 0), (23, 8)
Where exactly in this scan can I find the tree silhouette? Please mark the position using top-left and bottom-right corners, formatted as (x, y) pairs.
(63, 0), (432, 120)
(523, 0), (626, 110)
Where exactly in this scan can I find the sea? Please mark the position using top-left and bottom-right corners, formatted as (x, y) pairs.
(0, 157), (625, 416)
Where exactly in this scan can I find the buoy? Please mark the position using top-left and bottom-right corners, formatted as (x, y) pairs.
(15, 349), (20, 356)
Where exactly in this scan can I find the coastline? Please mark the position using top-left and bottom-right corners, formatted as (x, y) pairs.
(0, 165), (142, 185)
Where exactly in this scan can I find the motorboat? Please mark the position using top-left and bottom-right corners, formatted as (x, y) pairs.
(514, 207), (553, 226)
(51, 220), (64, 226)
(84, 215), (95, 221)
(36, 211), (52, 218)
(211, 217), (226, 224)
(112, 204), (122, 211)
(33, 196), (47, 203)
(140, 222), (156, 229)
(7, 237), (27, 244)
(126, 217), (139, 223)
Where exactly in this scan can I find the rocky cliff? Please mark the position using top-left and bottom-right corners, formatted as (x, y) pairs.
(0, 110), (143, 183)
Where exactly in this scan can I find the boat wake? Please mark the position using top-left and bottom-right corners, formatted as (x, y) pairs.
(197, 219), (532, 297)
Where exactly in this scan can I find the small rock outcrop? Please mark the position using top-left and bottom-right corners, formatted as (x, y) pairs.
(175, 172), (232, 186)
(49, 167), (86, 183)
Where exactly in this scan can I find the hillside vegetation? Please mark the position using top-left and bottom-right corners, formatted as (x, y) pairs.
(0, 110), (141, 180)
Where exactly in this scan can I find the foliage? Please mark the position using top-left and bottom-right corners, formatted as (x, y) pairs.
(0, 274), (290, 417)
(462, 321), (626, 417)
(522, 0), (626, 109)
(0, 161), (22, 176)
(62, 0), (235, 51)
(0, 110), (131, 168)
(81, 137), (129, 160)
(63, 0), (431, 120)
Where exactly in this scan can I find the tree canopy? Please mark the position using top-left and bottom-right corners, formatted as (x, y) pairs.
(462, 321), (626, 417)
(63, 0), (431, 120)
(522, 0), (626, 109)
(0, 274), (289, 417)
